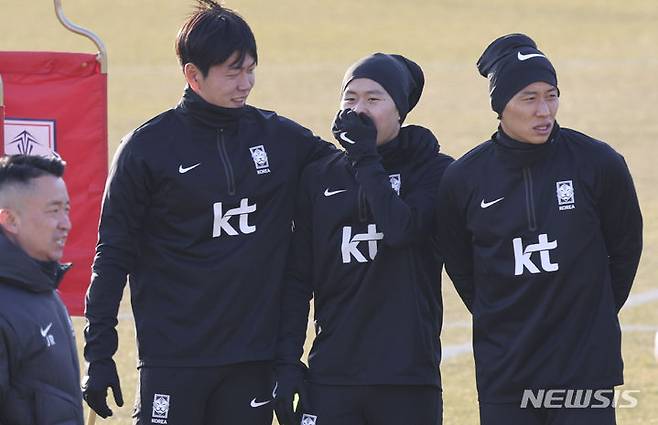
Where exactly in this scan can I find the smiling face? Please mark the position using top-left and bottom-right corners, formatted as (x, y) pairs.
(0, 175), (71, 262)
(340, 78), (401, 146)
(500, 81), (559, 144)
(185, 51), (256, 108)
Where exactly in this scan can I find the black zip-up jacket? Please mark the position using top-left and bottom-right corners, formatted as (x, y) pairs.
(0, 233), (83, 425)
(278, 125), (453, 386)
(85, 88), (335, 367)
(436, 124), (642, 402)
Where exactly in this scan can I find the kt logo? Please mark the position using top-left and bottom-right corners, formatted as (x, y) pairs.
(513, 233), (559, 275)
(212, 198), (256, 237)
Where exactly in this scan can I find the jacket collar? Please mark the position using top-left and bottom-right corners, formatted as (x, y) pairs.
(177, 86), (245, 130)
(0, 232), (70, 293)
(377, 125), (440, 168)
(492, 122), (560, 168)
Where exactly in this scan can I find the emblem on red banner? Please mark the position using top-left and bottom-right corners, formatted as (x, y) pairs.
(3, 118), (57, 156)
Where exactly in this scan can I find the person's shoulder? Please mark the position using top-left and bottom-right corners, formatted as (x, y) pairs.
(559, 127), (623, 161)
(243, 106), (291, 126)
(452, 139), (494, 169)
(122, 109), (179, 147)
(0, 282), (31, 317)
(245, 106), (314, 136)
(401, 124), (435, 139)
(403, 125), (455, 169)
(440, 139), (493, 185)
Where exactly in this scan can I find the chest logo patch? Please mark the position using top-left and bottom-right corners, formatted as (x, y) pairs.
(389, 174), (401, 196)
(249, 145), (271, 175)
(556, 180), (575, 210)
(40, 322), (56, 348)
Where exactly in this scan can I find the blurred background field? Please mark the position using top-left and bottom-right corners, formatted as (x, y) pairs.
(2, 0), (657, 423)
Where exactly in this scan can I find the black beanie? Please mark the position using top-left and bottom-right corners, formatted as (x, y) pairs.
(341, 53), (424, 123)
(477, 33), (558, 114)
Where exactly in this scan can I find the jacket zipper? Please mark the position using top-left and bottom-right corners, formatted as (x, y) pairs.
(522, 167), (538, 231)
(216, 129), (236, 196)
(357, 186), (368, 222)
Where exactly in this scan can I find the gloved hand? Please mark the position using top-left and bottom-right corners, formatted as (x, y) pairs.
(81, 359), (124, 418)
(274, 364), (308, 425)
(331, 109), (378, 164)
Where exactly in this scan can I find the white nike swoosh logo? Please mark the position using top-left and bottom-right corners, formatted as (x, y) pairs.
(480, 197), (505, 208)
(324, 189), (347, 197)
(40, 323), (53, 337)
(517, 52), (546, 61)
(178, 163), (201, 174)
(339, 131), (356, 144)
(249, 381), (279, 408)
(250, 398), (272, 408)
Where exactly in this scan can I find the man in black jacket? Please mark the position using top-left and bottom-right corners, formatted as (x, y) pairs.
(82, 1), (334, 424)
(275, 53), (452, 425)
(437, 33), (643, 425)
(0, 154), (82, 425)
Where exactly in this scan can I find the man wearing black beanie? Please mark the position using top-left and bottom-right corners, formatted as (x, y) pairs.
(274, 53), (452, 425)
(436, 33), (643, 425)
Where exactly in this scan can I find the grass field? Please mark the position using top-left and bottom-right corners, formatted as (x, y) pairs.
(2, 0), (657, 423)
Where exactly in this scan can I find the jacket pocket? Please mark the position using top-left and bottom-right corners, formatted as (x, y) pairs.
(0, 391), (34, 425)
(34, 385), (83, 425)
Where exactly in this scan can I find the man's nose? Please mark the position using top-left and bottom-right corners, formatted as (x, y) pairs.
(536, 100), (550, 116)
(60, 212), (72, 232)
(237, 72), (253, 91)
(352, 101), (367, 115)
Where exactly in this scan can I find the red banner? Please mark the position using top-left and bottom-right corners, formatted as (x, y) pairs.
(0, 52), (108, 316)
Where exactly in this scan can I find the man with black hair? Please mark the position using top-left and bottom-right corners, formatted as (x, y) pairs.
(82, 1), (334, 424)
(275, 53), (452, 425)
(437, 33), (643, 425)
(0, 154), (83, 424)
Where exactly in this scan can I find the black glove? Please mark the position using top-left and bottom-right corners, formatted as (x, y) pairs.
(274, 364), (308, 425)
(82, 359), (124, 419)
(331, 109), (378, 164)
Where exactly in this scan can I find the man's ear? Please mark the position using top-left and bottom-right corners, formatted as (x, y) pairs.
(183, 63), (202, 91)
(0, 208), (19, 236)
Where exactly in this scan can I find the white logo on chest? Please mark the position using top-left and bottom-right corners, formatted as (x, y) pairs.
(389, 174), (401, 196)
(556, 180), (575, 210)
(152, 393), (170, 422)
(40, 323), (55, 347)
(513, 233), (559, 275)
(212, 198), (256, 237)
(250, 145), (271, 174)
(341, 224), (384, 264)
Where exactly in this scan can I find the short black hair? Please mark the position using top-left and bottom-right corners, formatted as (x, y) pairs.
(0, 155), (66, 192)
(175, 0), (258, 76)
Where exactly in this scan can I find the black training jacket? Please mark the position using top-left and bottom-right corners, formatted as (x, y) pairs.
(436, 124), (642, 402)
(85, 88), (335, 367)
(0, 233), (83, 425)
(278, 125), (453, 387)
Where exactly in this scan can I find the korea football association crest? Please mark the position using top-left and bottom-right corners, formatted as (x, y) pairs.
(556, 180), (575, 210)
(151, 394), (170, 423)
(389, 173), (401, 196)
(301, 414), (318, 425)
(3, 118), (58, 158)
(249, 145), (271, 175)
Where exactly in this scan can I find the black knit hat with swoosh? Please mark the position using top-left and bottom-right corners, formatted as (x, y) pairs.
(477, 33), (558, 114)
(341, 53), (424, 124)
